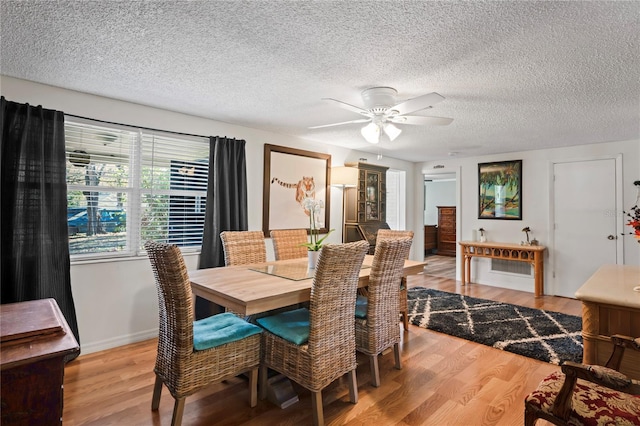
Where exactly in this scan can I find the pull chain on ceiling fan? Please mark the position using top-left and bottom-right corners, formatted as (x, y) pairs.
(310, 87), (453, 144)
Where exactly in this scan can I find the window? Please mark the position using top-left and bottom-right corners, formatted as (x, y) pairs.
(65, 119), (209, 259)
(385, 169), (406, 230)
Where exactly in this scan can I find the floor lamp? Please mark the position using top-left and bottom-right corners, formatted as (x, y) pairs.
(330, 166), (358, 242)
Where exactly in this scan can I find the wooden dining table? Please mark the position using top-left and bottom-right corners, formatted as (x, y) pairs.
(189, 255), (427, 316)
(190, 254), (426, 409)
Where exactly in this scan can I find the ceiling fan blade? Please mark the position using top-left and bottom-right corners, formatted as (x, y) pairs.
(309, 118), (371, 129)
(390, 115), (453, 126)
(389, 92), (445, 116)
(322, 98), (372, 116)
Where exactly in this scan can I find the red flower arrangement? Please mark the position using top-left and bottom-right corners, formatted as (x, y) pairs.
(625, 205), (640, 240)
(624, 180), (640, 242)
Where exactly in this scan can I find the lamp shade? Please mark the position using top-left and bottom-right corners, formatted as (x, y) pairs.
(361, 122), (381, 144)
(383, 123), (402, 141)
(331, 166), (358, 187)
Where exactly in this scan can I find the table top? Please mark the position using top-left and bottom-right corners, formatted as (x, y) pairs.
(459, 240), (546, 251)
(574, 264), (640, 309)
(189, 255), (427, 316)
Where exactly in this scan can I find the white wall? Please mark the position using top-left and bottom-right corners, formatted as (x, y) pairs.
(1, 76), (417, 354)
(414, 141), (640, 294)
(424, 180), (456, 225)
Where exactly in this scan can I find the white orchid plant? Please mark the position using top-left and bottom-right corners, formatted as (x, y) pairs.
(301, 198), (334, 251)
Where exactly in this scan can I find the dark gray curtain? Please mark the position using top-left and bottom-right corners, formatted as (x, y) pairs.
(197, 136), (247, 318)
(0, 97), (80, 358)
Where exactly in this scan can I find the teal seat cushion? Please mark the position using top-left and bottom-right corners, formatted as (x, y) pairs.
(193, 312), (262, 351)
(355, 294), (368, 319)
(256, 308), (310, 345)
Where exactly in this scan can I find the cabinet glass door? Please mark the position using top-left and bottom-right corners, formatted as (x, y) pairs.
(365, 172), (379, 220)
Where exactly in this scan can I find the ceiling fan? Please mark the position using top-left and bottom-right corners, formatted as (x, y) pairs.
(310, 87), (453, 144)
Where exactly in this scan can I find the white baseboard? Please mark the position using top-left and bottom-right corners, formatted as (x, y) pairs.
(79, 328), (158, 355)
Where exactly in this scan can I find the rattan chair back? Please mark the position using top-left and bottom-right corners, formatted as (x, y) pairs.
(356, 238), (413, 379)
(270, 228), (309, 260)
(376, 229), (413, 258)
(307, 241), (369, 363)
(260, 240), (369, 425)
(375, 229), (414, 331)
(220, 230), (267, 265)
(364, 237), (413, 331)
(145, 241), (261, 425)
(146, 241), (195, 366)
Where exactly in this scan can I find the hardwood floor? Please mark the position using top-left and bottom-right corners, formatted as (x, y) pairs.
(423, 254), (456, 280)
(63, 275), (580, 425)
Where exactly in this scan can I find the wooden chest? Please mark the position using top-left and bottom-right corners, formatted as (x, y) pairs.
(1, 299), (79, 425)
(424, 225), (437, 254)
(437, 206), (456, 257)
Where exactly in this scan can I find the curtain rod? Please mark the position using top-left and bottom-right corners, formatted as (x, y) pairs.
(64, 113), (210, 139)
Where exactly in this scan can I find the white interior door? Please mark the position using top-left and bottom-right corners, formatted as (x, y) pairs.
(552, 158), (619, 298)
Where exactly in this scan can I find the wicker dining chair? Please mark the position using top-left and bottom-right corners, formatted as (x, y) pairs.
(257, 240), (369, 426)
(376, 229), (414, 331)
(355, 237), (413, 387)
(220, 230), (267, 265)
(145, 241), (262, 426)
(270, 228), (309, 260)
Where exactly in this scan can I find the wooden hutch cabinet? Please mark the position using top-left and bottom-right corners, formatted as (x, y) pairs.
(436, 206), (456, 256)
(343, 162), (389, 253)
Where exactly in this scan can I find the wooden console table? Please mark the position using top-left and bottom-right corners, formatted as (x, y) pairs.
(575, 265), (640, 379)
(459, 241), (547, 296)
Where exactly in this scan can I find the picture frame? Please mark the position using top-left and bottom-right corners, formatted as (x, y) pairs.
(262, 144), (331, 236)
(478, 159), (522, 220)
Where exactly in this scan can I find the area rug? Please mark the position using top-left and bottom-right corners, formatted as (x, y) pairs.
(407, 287), (583, 365)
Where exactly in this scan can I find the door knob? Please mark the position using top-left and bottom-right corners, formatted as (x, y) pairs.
(607, 235), (616, 240)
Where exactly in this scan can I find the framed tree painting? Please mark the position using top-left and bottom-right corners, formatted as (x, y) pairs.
(262, 144), (331, 236)
(478, 160), (522, 220)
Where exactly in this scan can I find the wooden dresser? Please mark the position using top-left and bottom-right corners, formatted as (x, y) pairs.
(424, 225), (437, 255)
(436, 206), (456, 257)
(1, 298), (80, 425)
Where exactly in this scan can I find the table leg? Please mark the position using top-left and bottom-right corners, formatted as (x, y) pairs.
(462, 256), (472, 284)
(460, 250), (466, 285)
(534, 254), (544, 296)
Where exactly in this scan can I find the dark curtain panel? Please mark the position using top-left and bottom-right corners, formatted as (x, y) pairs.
(0, 97), (80, 358)
(197, 136), (247, 318)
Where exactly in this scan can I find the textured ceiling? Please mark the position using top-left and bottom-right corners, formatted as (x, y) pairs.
(1, 1), (639, 162)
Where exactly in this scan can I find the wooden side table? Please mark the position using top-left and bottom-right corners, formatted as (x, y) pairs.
(575, 265), (640, 379)
(1, 298), (80, 425)
(459, 241), (547, 296)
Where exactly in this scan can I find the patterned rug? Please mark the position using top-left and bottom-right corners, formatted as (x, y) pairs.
(407, 287), (583, 365)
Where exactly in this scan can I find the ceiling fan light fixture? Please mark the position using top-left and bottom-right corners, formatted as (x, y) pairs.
(361, 122), (381, 144)
(383, 123), (402, 141)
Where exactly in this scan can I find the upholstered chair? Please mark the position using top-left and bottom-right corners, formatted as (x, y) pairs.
(524, 334), (640, 425)
(376, 229), (414, 330)
(145, 241), (262, 426)
(270, 228), (308, 260)
(355, 237), (413, 387)
(257, 240), (369, 426)
(220, 230), (267, 265)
